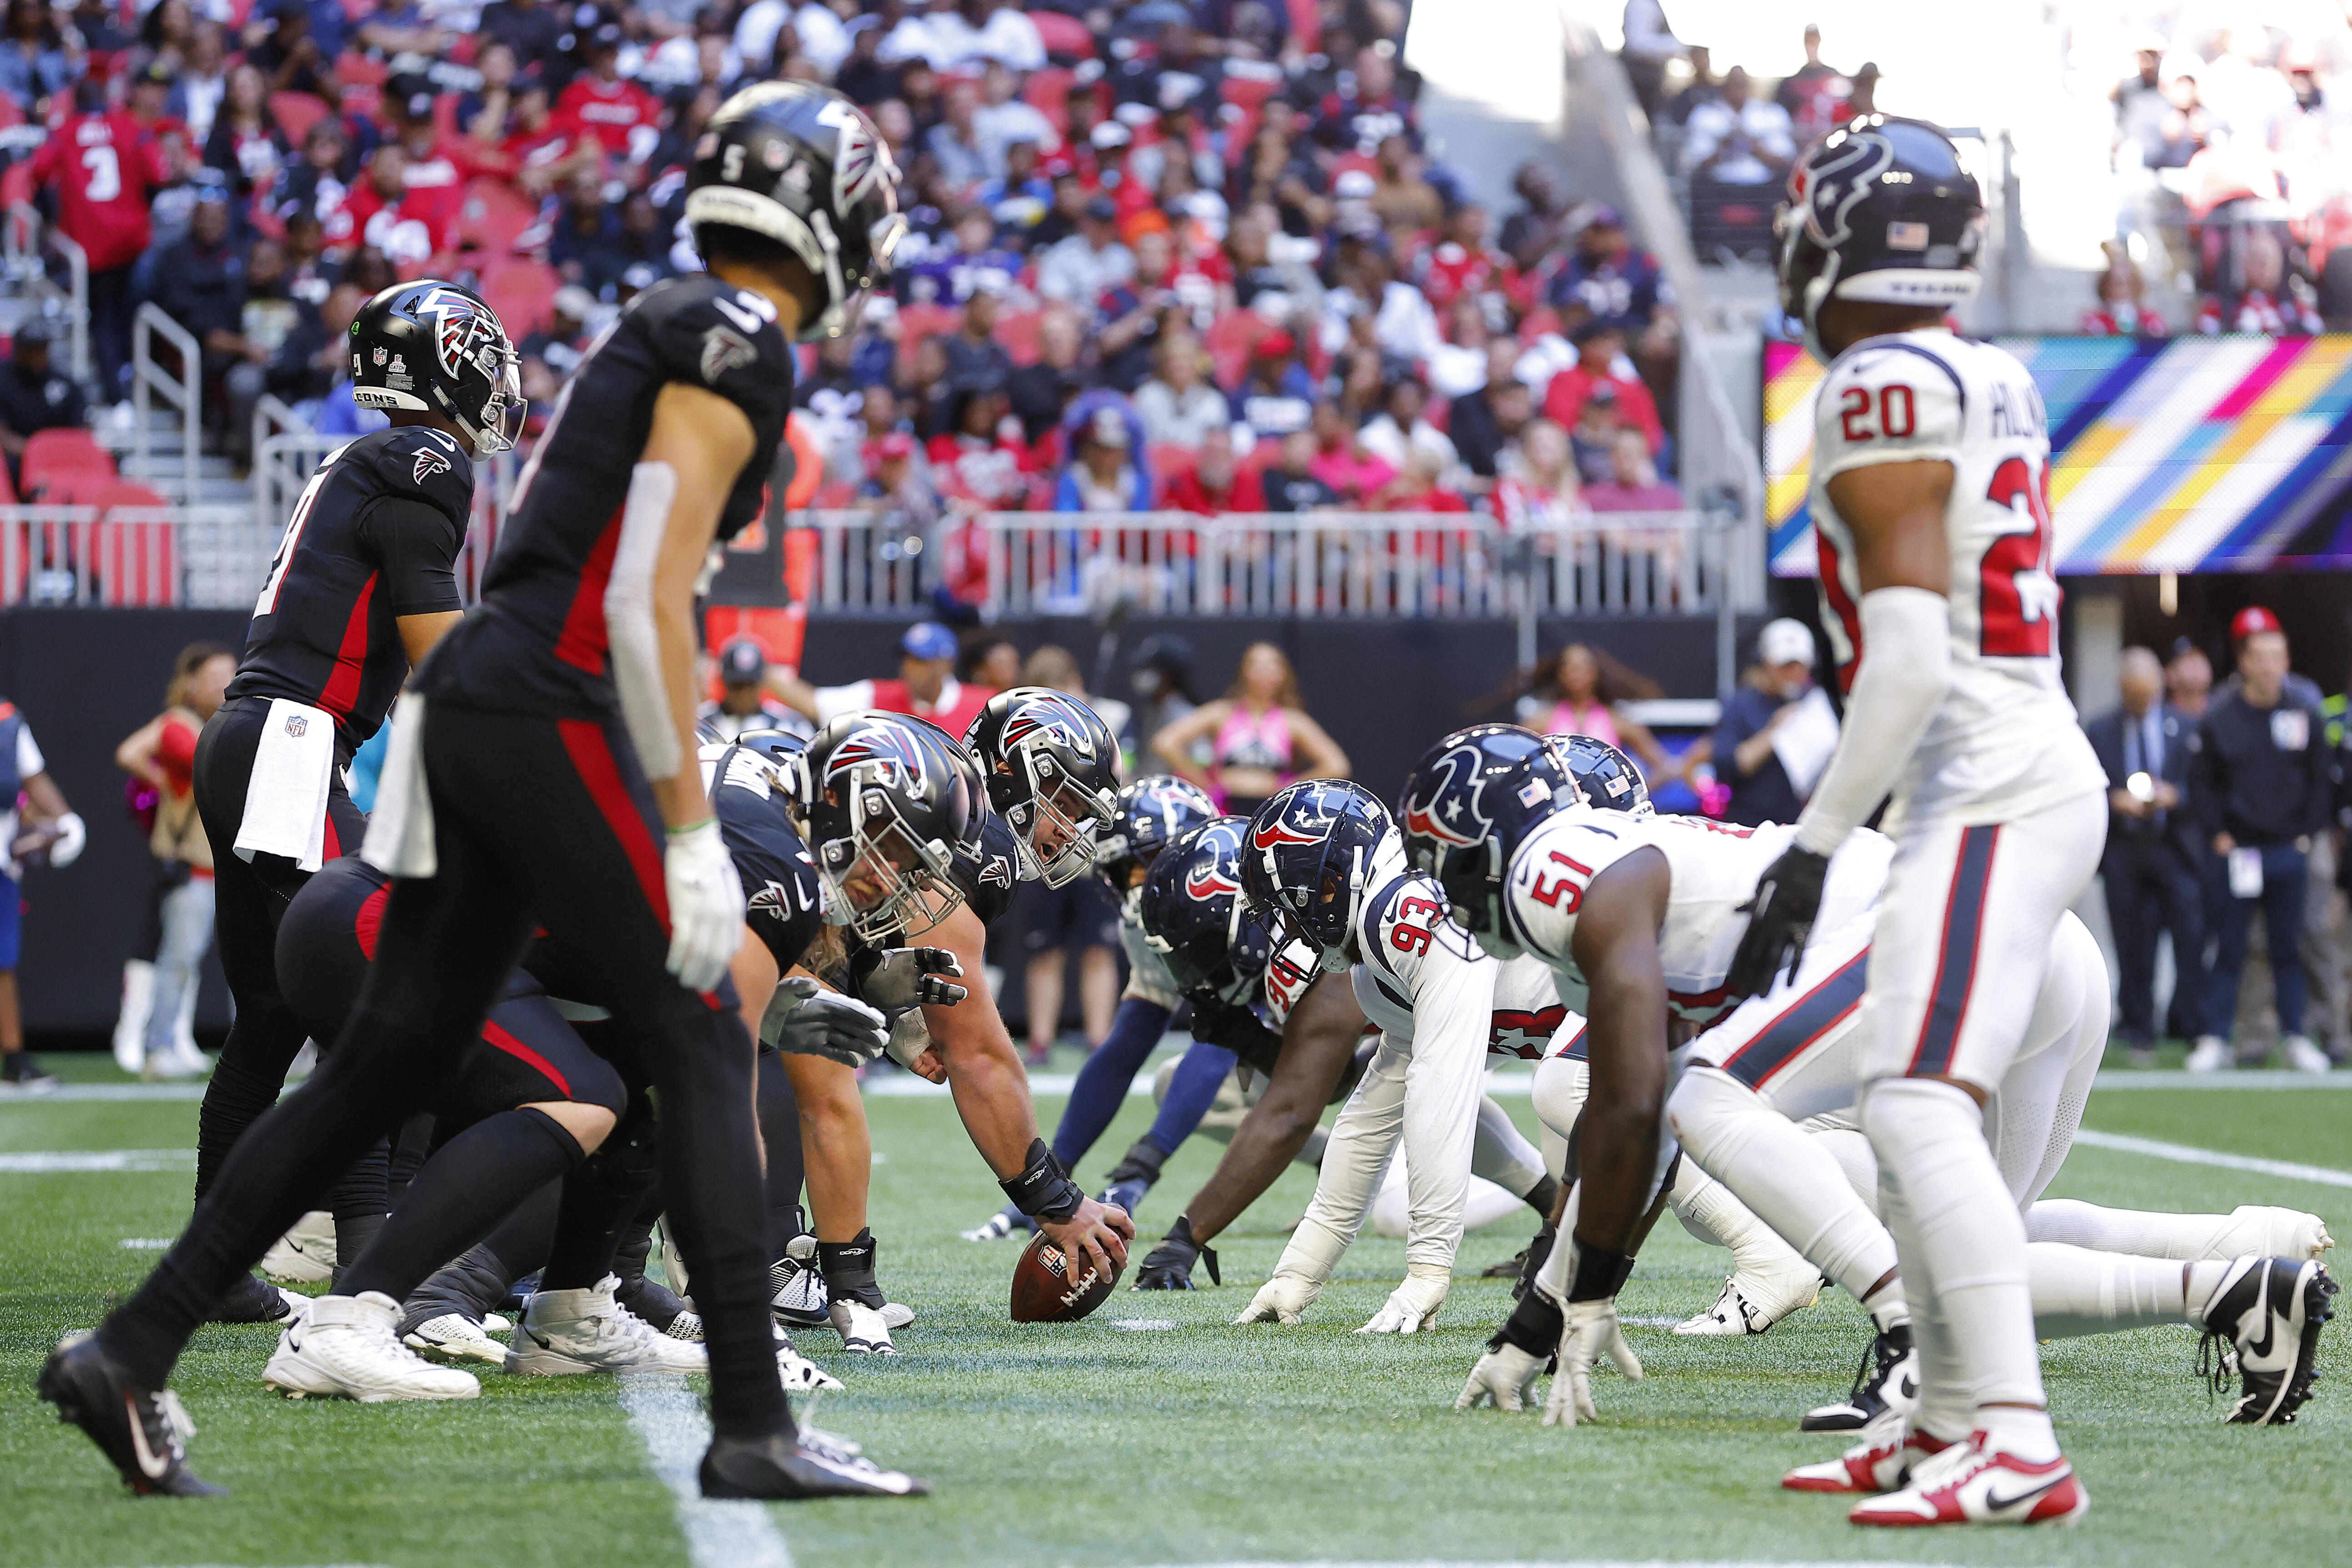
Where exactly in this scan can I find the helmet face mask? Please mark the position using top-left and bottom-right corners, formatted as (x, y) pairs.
(966, 688), (1121, 890)
(1137, 817), (1267, 1001)
(792, 715), (979, 941)
(348, 281), (525, 457)
(1239, 780), (1395, 972)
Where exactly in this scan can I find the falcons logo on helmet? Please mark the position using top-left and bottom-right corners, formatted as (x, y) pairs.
(411, 447), (453, 485)
(1400, 743), (1488, 849)
(1001, 696), (1096, 759)
(826, 724), (929, 791)
(414, 285), (501, 381)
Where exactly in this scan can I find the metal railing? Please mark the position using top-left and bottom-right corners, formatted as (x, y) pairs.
(3, 202), (87, 383)
(251, 413), (518, 602)
(0, 505), (272, 608)
(132, 304), (202, 504)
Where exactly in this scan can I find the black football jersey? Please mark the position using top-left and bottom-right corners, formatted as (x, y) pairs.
(709, 742), (825, 971)
(229, 425), (473, 756)
(417, 273), (792, 720)
(833, 810), (1020, 983)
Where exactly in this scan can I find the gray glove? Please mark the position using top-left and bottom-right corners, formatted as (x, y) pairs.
(851, 946), (969, 1012)
(761, 978), (890, 1068)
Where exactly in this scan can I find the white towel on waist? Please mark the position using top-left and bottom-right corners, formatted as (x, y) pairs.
(232, 698), (334, 872)
(360, 694), (438, 879)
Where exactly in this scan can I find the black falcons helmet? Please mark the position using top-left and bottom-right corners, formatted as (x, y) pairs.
(732, 726), (809, 774)
(964, 687), (1121, 889)
(1238, 779), (1395, 965)
(1777, 116), (1983, 361)
(1138, 817), (1274, 1002)
(348, 280), (523, 456)
(686, 81), (905, 340)
(1397, 725), (1582, 938)
(1555, 733), (1650, 817)
(787, 712), (981, 941)
(1097, 774), (1217, 909)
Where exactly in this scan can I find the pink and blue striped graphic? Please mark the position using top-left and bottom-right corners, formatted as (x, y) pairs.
(1765, 335), (2352, 576)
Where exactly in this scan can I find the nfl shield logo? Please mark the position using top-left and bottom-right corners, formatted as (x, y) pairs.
(285, 715), (309, 738)
(373, 346), (388, 365)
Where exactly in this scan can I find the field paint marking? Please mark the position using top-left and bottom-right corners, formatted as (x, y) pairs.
(619, 1373), (793, 1568)
(1123, 1561), (2026, 1568)
(118, 1236), (173, 1249)
(0, 1148), (195, 1172)
(2070, 1128), (2352, 1189)
(11, 1082), (209, 1101)
(2085, 1069), (2352, 1090)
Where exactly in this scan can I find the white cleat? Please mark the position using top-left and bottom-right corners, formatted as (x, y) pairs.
(880, 1302), (915, 1330)
(403, 1313), (508, 1366)
(2202, 1205), (2334, 1263)
(1783, 1405), (1950, 1495)
(830, 1300), (897, 1356)
(481, 1313), (511, 1334)
(2283, 1035), (2332, 1074)
(1847, 1435), (2088, 1527)
(506, 1276), (708, 1375)
(261, 1212), (339, 1285)
(1675, 1259), (1823, 1335)
(961, 1207), (1034, 1242)
(769, 1235), (830, 1329)
(263, 1292), (481, 1402)
(2185, 1036), (2233, 1072)
(775, 1326), (845, 1392)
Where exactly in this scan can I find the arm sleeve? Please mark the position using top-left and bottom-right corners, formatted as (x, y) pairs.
(359, 495), (466, 616)
(1810, 344), (1965, 482)
(1794, 587), (1952, 856)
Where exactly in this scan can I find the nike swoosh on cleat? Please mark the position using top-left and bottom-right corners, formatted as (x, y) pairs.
(1983, 1475), (2064, 1512)
(123, 1394), (170, 1478)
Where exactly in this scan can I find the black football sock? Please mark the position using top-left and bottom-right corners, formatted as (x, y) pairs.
(385, 1111), (437, 1204)
(1102, 1138), (1167, 1188)
(192, 996), (307, 1200)
(323, 1136), (391, 1290)
(818, 1229), (884, 1310)
(756, 1052), (807, 1258)
(1522, 1173), (1562, 1220)
(399, 1181), (557, 1336)
(340, 1108), (584, 1303)
(544, 1131), (663, 1293)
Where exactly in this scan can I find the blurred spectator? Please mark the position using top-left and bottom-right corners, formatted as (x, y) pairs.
(329, 144), (458, 271)
(775, 620), (997, 736)
(1152, 641), (1349, 817)
(1492, 418), (1581, 529)
(975, 137), (1054, 240)
(1414, 203), (1499, 314)
(700, 638), (808, 744)
(202, 63), (287, 207)
(244, 0), (334, 102)
(928, 77), (997, 192)
(548, 164), (625, 283)
(928, 376), (1033, 507)
(2111, 35), (2170, 166)
(1094, 229), (1188, 393)
(2170, 639), (2215, 720)
(1017, 643), (1123, 1060)
(1055, 402), (1149, 512)
(1585, 428), (1683, 511)
(521, 285), (597, 383)
(1841, 62), (1881, 117)
(151, 192), (253, 450)
(1037, 196), (1133, 305)
(268, 118), (352, 230)
(1710, 619), (1832, 828)
(1307, 400), (1395, 506)
(1498, 162), (1563, 274)
(884, 0), (1044, 74)
(1315, 42), (1419, 158)
(1369, 133), (1442, 243)
(901, 205), (1022, 304)
(585, 192), (676, 300)
(1006, 303), (1089, 444)
(1357, 374), (1457, 479)
(1427, 295), (1493, 400)
(2189, 610), (2331, 1071)
(1543, 320), (1664, 454)
(167, 21), (227, 145)
(0, 323), (89, 491)
(263, 277), (364, 421)
(1665, 45), (1720, 124)
(2146, 64), (2211, 170)
(1619, 0), (1683, 120)
(0, 694), (82, 1089)
(0, 0), (76, 119)
(1163, 426), (1266, 514)
(1681, 66), (1795, 185)
(1550, 205), (1673, 345)
(2083, 244), (2169, 336)
(479, 0), (569, 76)
(1568, 383), (1624, 484)
(1323, 246), (1442, 368)
(559, 25), (665, 168)
(1126, 633), (1198, 753)
(111, 642), (235, 1080)
(941, 287), (1017, 389)
(1370, 450), (1466, 513)
(2196, 229), (2323, 335)
(1526, 642), (1679, 783)
(1450, 346), (1534, 486)
(1774, 24), (1847, 144)
(32, 84), (168, 402)
(2087, 645), (2204, 1067)
(1228, 329), (1317, 443)
(855, 432), (944, 565)
(1133, 330), (1226, 450)
(222, 236), (305, 461)
(1261, 428), (1341, 512)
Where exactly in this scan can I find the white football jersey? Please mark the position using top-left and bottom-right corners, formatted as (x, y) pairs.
(1350, 868), (1581, 1062)
(1808, 328), (2105, 830)
(1263, 935), (1321, 1027)
(1497, 810), (1892, 1026)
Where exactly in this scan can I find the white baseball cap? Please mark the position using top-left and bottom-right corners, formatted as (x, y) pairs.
(1758, 618), (1816, 667)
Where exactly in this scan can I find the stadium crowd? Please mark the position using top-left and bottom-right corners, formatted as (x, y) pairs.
(4, 0), (1691, 544)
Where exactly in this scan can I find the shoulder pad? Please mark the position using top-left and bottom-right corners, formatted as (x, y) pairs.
(372, 425), (476, 514)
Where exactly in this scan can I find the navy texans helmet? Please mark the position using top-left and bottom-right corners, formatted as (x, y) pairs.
(732, 726), (810, 773)
(964, 687), (1121, 889)
(1238, 779), (1396, 970)
(1138, 817), (1274, 1003)
(1097, 774), (1218, 911)
(788, 712), (982, 940)
(1555, 733), (1650, 817)
(1777, 116), (1983, 363)
(686, 81), (905, 340)
(347, 280), (523, 456)
(1397, 725), (1582, 939)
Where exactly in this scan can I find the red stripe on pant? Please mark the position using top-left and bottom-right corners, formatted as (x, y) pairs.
(555, 718), (669, 929)
(481, 1017), (573, 1099)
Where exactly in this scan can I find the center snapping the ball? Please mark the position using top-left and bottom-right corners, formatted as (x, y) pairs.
(1009, 1229), (1121, 1322)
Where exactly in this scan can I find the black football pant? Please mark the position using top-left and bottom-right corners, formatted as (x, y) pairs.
(103, 703), (789, 1441)
(191, 696), (387, 1246)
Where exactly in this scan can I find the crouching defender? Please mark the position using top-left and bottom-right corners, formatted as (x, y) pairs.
(38, 82), (925, 1501)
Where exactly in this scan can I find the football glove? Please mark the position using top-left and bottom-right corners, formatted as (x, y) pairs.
(663, 818), (745, 993)
(1133, 1215), (1219, 1291)
(1542, 1296), (1643, 1428)
(850, 946), (968, 1012)
(1455, 1341), (1547, 1411)
(1357, 1269), (1448, 1334)
(48, 811), (85, 868)
(763, 978), (890, 1069)
(1723, 844), (1830, 1001)
(1233, 1270), (1320, 1325)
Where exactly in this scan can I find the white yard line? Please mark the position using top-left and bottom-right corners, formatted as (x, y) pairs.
(1125, 1561), (2022, 1568)
(619, 1374), (794, 1568)
(2069, 1129), (2352, 1190)
(0, 1148), (195, 1172)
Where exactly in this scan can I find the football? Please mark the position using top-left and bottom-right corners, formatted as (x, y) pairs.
(1008, 1229), (1121, 1323)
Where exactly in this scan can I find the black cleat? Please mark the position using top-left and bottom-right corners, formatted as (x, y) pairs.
(0, 1052), (60, 1091)
(699, 1427), (931, 1500)
(2198, 1256), (2337, 1425)
(36, 1332), (226, 1497)
(1801, 1323), (1918, 1433)
(1480, 1248), (1530, 1279)
(208, 1271), (303, 1326)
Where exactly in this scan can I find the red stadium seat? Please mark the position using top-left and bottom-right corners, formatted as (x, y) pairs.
(997, 308), (1042, 366)
(31, 469), (119, 505)
(1147, 443), (1195, 485)
(1022, 66), (1073, 137)
(1221, 70), (1280, 115)
(21, 428), (114, 501)
(1286, 0), (1319, 53)
(1031, 10), (1095, 59)
(481, 259), (561, 338)
(337, 51), (387, 122)
(460, 177), (539, 256)
(270, 91), (330, 145)
(0, 160), (31, 211)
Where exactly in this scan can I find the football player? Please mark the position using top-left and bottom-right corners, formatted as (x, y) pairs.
(40, 82), (923, 1501)
(1228, 779), (1561, 1333)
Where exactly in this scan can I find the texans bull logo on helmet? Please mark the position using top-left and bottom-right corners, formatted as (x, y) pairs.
(1398, 740), (1493, 850)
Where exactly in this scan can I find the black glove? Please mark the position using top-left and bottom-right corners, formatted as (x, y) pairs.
(848, 946), (969, 1012)
(1133, 1214), (1220, 1290)
(1724, 844), (1831, 1001)
(1188, 991), (1281, 1068)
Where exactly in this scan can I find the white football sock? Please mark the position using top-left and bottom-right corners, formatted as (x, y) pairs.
(1533, 1183), (1579, 1301)
(1471, 1093), (1546, 1198)
(1878, 1155), (1968, 1443)
(1864, 1077), (2051, 1447)
(1806, 1124), (1881, 1209)
(2028, 1244), (2190, 1338)
(1668, 1067), (1898, 1305)
(2027, 1199), (2236, 1259)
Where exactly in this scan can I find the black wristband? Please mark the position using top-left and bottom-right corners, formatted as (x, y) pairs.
(1490, 1286), (1564, 1356)
(1000, 1138), (1084, 1221)
(1566, 1242), (1637, 1303)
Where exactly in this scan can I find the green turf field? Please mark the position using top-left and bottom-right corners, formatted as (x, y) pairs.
(2, 1052), (2345, 1568)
